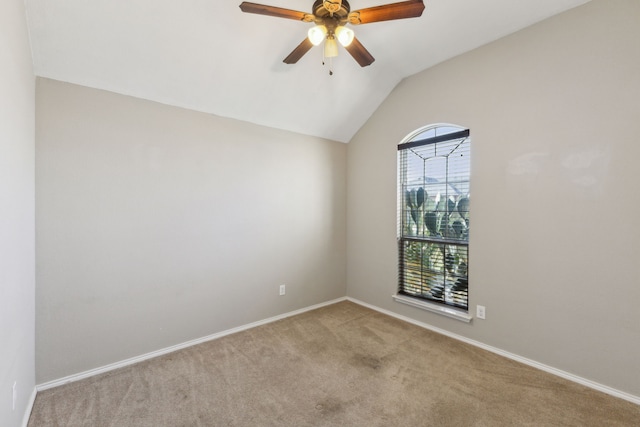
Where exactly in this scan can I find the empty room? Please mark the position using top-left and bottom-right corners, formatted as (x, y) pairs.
(2, 0), (639, 425)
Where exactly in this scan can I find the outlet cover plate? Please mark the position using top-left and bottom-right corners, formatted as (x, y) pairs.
(476, 305), (486, 319)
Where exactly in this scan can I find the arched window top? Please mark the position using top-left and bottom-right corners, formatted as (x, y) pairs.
(401, 123), (466, 146)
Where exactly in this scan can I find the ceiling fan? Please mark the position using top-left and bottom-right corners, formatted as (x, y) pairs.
(239, 0), (425, 72)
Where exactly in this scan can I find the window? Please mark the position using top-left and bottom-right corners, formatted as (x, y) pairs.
(397, 125), (470, 314)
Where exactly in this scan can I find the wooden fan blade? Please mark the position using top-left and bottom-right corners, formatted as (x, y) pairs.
(239, 2), (314, 22)
(348, 0), (425, 25)
(345, 37), (375, 67)
(283, 38), (314, 64)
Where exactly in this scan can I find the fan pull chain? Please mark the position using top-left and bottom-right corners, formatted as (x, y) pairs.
(321, 46), (334, 76)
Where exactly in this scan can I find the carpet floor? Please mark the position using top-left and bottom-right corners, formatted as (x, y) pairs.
(28, 301), (640, 426)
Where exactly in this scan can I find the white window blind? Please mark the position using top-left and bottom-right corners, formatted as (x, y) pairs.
(398, 126), (470, 310)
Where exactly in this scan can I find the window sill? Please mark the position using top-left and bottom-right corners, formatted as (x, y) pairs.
(392, 294), (473, 323)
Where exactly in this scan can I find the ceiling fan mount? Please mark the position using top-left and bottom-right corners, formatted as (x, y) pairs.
(311, 0), (351, 38)
(313, 0), (350, 20)
(239, 0), (425, 69)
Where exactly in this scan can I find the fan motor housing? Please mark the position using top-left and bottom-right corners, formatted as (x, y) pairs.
(313, 0), (350, 20)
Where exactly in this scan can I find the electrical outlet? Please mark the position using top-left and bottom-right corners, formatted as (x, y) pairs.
(12, 382), (16, 411)
(476, 305), (486, 320)
(279, 284), (286, 296)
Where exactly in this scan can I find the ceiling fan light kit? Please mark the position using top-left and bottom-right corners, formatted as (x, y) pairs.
(335, 26), (354, 46)
(324, 37), (339, 58)
(308, 25), (327, 46)
(239, 0), (425, 73)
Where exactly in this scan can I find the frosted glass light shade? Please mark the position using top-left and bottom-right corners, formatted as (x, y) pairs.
(324, 37), (338, 57)
(335, 26), (354, 47)
(308, 26), (327, 46)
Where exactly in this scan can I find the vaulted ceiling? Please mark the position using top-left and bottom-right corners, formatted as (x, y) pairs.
(25, 0), (591, 142)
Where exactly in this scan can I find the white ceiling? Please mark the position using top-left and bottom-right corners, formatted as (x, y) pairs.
(25, 0), (591, 142)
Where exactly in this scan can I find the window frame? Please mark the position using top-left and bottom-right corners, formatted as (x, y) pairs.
(394, 124), (472, 322)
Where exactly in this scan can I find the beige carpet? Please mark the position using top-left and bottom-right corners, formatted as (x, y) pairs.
(28, 301), (640, 426)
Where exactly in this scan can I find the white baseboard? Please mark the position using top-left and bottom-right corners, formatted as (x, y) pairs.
(34, 295), (640, 407)
(21, 386), (37, 427)
(37, 297), (348, 392)
(346, 297), (640, 406)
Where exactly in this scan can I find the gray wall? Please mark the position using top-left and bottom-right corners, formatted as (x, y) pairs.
(0, 0), (36, 425)
(347, 0), (640, 397)
(36, 79), (347, 383)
